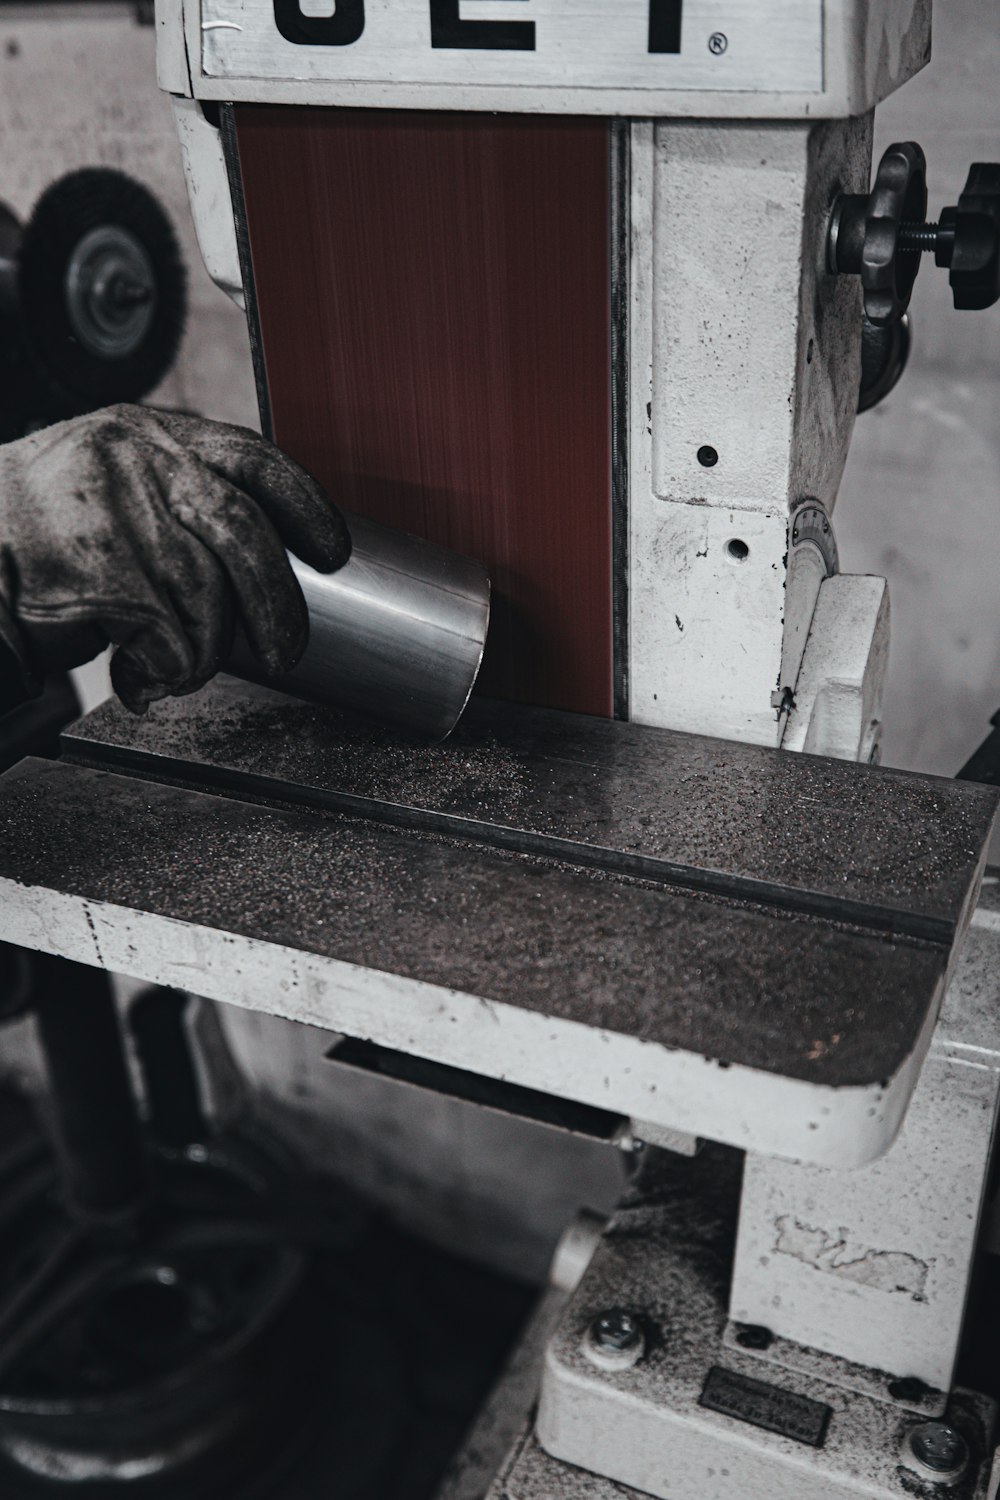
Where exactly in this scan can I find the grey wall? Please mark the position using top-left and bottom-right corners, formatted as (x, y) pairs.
(837, 0), (1000, 778)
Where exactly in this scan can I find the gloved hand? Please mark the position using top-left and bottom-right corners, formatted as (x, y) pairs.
(0, 405), (350, 713)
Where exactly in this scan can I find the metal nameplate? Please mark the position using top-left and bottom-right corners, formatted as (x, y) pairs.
(699, 1366), (832, 1447)
(199, 0), (824, 100)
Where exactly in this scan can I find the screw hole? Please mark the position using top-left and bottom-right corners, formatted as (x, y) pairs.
(726, 539), (749, 563)
(697, 445), (719, 468)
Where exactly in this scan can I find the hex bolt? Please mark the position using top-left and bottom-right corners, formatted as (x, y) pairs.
(592, 1309), (642, 1351)
(735, 1323), (773, 1352)
(584, 1308), (645, 1371)
(906, 1422), (969, 1481)
(888, 1375), (930, 1405)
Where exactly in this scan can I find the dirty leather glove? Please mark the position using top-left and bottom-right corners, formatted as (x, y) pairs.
(0, 405), (350, 713)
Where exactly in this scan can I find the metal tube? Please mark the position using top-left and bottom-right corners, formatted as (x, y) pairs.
(129, 988), (209, 1149)
(33, 956), (147, 1221)
(230, 511), (490, 740)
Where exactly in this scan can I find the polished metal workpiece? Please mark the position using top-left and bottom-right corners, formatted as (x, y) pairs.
(231, 512), (490, 740)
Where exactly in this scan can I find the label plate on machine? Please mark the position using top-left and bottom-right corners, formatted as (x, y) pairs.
(699, 1366), (832, 1447)
(200, 0), (824, 101)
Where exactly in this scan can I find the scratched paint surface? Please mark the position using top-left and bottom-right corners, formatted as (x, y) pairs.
(773, 1215), (929, 1298)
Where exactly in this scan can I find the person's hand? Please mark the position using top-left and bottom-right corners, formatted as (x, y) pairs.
(0, 405), (349, 712)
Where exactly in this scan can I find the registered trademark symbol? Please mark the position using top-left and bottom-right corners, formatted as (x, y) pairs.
(708, 31), (728, 55)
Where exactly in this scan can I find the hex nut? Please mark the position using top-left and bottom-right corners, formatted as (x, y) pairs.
(584, 1308), (645, 1371)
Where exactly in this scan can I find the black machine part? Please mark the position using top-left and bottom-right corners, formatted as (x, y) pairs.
(829, 141), (928, 327)
(8, 168), (186, 424)
(857, 310), (911, 413)
(958, 708), (1000, 787)
(830, 143), (1000, 326)
(0, 202), (20, 323)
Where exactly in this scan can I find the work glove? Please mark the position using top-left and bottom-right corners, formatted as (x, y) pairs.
(0, 405), (350, 713)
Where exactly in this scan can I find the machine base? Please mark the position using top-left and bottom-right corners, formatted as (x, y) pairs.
(534, 1146), (996, 1500)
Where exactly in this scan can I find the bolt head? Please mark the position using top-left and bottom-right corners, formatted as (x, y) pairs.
(907, 1422), (969, 1479)
(888, 1376), (930, 1404)
(591, 1309), (642, 1352)
(735, 1323), (773, 1352)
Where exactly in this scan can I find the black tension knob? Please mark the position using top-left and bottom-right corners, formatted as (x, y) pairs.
(829, 146), (1000, 324)
(899, 162), (1000, 311)
(828, 142), (927, 326)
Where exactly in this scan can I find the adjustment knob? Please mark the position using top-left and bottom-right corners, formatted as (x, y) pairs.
(906, 162), (1000, 310)
(829, 146), (1000, 323)
(828, 142), (927, 326)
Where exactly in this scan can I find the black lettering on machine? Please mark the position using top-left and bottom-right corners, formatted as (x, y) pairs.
(273, 1), (684, 55)
(430, 0), (535, 50)
(273, 0), (365, 46)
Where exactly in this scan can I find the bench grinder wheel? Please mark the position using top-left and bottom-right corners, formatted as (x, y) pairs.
(14, 167), (187, 421)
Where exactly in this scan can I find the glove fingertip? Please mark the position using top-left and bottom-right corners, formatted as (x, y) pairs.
(278, 462), (351, 572)
(249, 605), (309, 680)
(271, 624), (309, 677)
(114, 682), (151, 716)
(294, 507), (353, 576)
(110, 650), (159, 716)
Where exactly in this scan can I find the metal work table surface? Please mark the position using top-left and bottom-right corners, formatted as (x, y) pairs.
(0, 678), (995, 1168)
(64, 678), (992, 944)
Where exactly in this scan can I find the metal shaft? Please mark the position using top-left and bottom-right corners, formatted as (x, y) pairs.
(898, 221), (941, 251)
(129, 988), (209, 1149)
(33, 956), (147, 1221)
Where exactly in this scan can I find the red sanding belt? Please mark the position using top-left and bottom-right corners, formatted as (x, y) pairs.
(233, 106), (613, 717)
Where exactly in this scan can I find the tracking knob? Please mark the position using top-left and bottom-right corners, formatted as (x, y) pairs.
(828, 142), (927, 326)
(829, 145), (1000, 325)
(912, 162), (1000, 311)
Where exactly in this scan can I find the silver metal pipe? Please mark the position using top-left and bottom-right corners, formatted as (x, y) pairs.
(230, 511), (490, 740)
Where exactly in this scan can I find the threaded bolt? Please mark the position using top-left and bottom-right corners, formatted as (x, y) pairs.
(899, 221), (942, 252)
